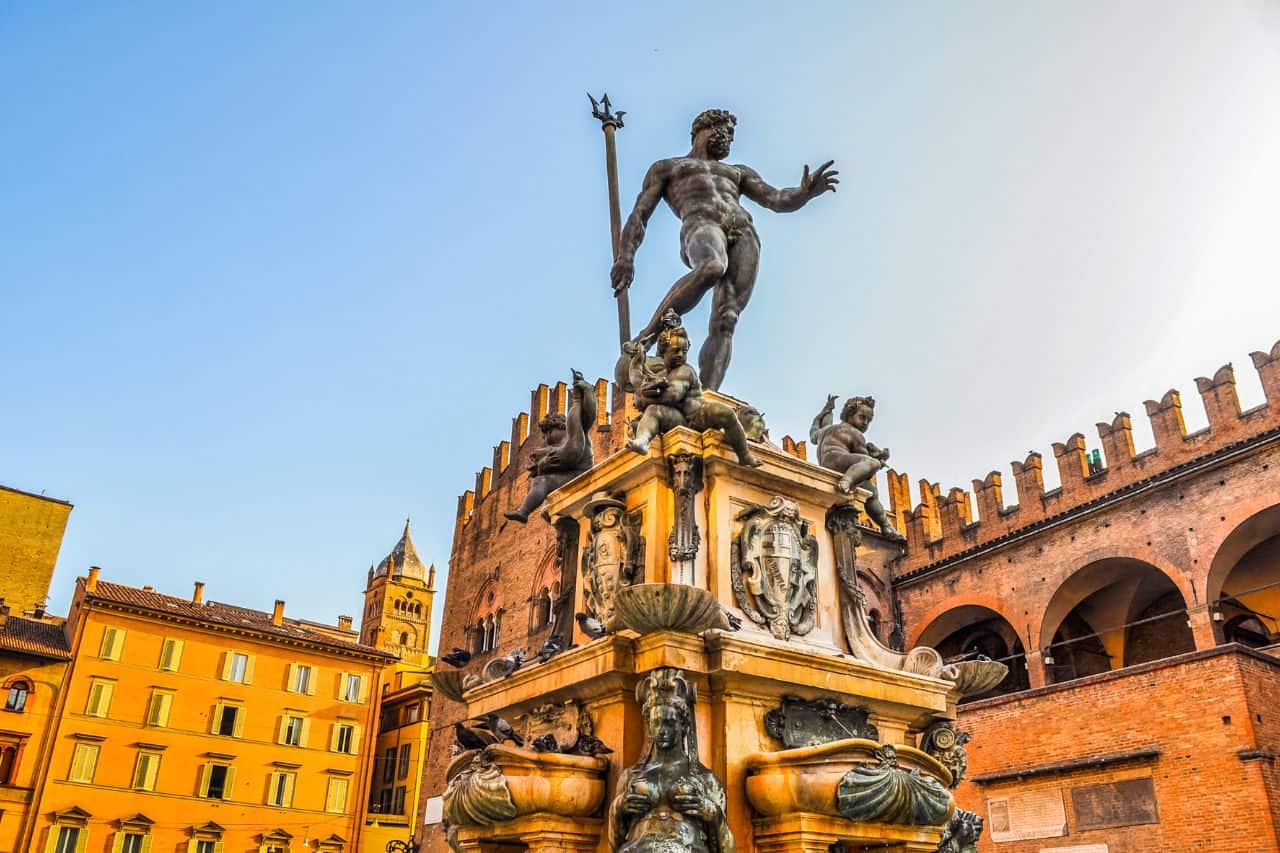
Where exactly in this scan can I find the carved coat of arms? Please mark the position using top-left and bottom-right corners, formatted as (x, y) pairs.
(730, 496), (818, 640)
(581, 492), (642, 628)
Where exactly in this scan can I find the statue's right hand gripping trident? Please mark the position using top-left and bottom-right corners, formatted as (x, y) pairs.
(611, 256), (635, 295)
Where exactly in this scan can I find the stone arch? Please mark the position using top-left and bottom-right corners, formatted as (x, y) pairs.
(908, 592), (1022, 649)
(1204, 502), (1280, 647)
(1038, 555), (1194, 684)
(912, 599), (1030, 701)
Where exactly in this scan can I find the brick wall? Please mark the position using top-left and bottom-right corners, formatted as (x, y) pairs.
(0, 485), (71, 612)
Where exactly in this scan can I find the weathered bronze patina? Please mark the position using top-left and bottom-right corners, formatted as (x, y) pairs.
(611, 108), (838, 390)
(812, 395), (899, 536)
(505, 370), (596, 523)
(608, 668), (734, 852)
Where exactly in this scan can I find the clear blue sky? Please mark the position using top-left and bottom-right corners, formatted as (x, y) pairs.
(4, 3), (1279, 652)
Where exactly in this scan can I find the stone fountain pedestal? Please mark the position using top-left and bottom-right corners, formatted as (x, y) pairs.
(441, 422), (1001, 853)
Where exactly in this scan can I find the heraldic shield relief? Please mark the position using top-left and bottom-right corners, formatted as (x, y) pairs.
(729, 496), (818, 640)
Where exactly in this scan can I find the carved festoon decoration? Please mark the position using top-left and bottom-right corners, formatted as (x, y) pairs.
(505, 370), (596, 523)
(582, 492), (643, 627)
(548, 516), (581, 644)
(610, 107), (838, 391)
(811, 395), (899, 536)
(518, 699), (592, 753)
(442, 750), (518, 827)
(827, 504), (945, 676)
(919, 721), (971, 788)
(937, 808), (984, 853)
(764, 695), (879, 748)
(607, 668), (735, 853)
(622, 312), (762, 468)
(835, 744), (954, 827)
(729, 497), (818, 640)
(667, 452), (704, 585)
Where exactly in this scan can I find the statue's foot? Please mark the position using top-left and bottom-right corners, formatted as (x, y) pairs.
(836, 476), (856, 494)
(878, 521), (902, 539)
(503, 510), (529, 524)
(738, 450), (764, 468)
(626, 438), (651, 456)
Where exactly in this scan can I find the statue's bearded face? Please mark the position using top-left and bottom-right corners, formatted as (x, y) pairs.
(705, 122), (734, 160)
(648, 705), (684, 749)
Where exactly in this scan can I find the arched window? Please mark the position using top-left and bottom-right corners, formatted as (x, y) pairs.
(399, 631), (409, 646)
(0, 743), (17, 785)
(414, 603), (423, 618)
(4, 681), (29, 713)
(472, 621), (485, 655)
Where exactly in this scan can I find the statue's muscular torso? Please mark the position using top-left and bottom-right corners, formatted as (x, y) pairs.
(654, 158), (758, 239)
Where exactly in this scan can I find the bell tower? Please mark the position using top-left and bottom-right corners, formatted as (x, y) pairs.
(360, 519), (435, 667)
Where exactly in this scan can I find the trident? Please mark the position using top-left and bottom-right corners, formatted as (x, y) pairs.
(589, 92), (629, 345)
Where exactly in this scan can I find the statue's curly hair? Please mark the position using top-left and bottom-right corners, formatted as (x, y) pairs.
(656, 324), (690, 358)
(539, 412), (567, 432)
(841, 396), (875, 423)
(691, 108), (737, 143)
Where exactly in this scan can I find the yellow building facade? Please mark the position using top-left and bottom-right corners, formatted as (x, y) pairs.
(22, 568), (395, 853)
(0, 484), (72, 616)
(358, 521), (435, 853)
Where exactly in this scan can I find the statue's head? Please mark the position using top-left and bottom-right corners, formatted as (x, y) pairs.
(539, 412), (567, 445)
(638, 668), (693, 751)
(737, 405), (768, 442)
(656, 324), (690, 368)
(841, 396), (875, 430)
(691, 108), (737, 160)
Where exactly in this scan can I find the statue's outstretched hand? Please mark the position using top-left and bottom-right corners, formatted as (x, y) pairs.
(611, 258), (635, 294)
(822, 393), (838, 413)
(801, 160), (839, 198)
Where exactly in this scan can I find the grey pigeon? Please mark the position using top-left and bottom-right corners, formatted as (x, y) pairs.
(478, 712), (524, 747)
(536, 633), (564, 663)
(454, 722), (491, 751)
(576, 612), (609, 639)
(531, 733), (559, 753)
(574, 732), (614, 756)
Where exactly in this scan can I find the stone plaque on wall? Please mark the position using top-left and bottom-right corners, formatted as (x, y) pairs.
(987, 789), (1068, 842)
(1071, 777), (1159, 831)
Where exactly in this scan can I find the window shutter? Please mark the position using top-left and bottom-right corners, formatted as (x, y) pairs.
(359, 673), (369, 703)
(243, 655), (255, 685)
(329, 723), (339, 752)
(101, 626), (124, 660)
(158, 692), (172, 727)
(220, 652), (233, 681)
(222, 766), (236, 799)
(199, 763), (212, 797)
(233, 706), (245, 738)
(213, 843), (224, 853)
(160, 638), (184, 672)
(139, 838), (153, 853)
(283, 772), (295, 806)
(350, 723), (362, 753)
(305, 667), (316, 696)
(338, 671), (349, 700)
(74, 830), (89, 853)
(210, 704), (222, 735)
(276, 716), (286, 745)
(299, 717), (312, 748)
(286, 663), (297, 693)
(268, 771), (281, 804)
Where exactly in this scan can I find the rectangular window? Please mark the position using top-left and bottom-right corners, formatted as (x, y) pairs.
(404, 702), (421, 724)
(120, 834), (145, 853)
(324, 776), (349, 813)
(68, 742), (99, 783)
(333, 722), (356, 754)
(132, 751), (161, 791)
(201, 763), (233, 799)
(195, 841), (215, 853)
(287, 662), (314, 695)
(54, 827), (80, 853)
(216, 704), (240, 737)
(342, 673), (362, 702)
(398, 743), (412, 779)
(393, 784), (407, 815)
(85, 679), (114, 717)
(282, 714), (305, 746)
(99, 626), (125, 661)
(227, 652), (248, 683)
(146, 689), (173, 727)
(159, 637), (184, 672)
(382, 747), (396, 783)
(268, 770), (296, 807)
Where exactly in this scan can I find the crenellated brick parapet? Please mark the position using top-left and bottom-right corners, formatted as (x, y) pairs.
(893, 338), (1280, 575)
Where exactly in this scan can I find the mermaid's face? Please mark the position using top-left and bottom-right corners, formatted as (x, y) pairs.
(647, 705), (684, 749)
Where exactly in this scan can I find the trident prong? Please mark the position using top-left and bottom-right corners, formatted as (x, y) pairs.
(588, 92), (625, 130)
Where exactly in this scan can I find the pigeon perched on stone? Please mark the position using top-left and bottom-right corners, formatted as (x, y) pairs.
(576, 612), (610, 639)
(574, 732), (614, 756)
(478, 713), (524, 747)
(531, 733), (559, 753)
(454, 721), (491, 751)
(536, 633), (564, 663)
(440, 647), (472, 668)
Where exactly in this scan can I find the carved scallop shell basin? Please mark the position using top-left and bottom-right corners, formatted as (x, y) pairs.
(431, 670), (467, 703)
(446, 744), (610, 819)
(945, 659), (1009, 698)
(611, 582), (724, 634)
(743, 738), (953, 819)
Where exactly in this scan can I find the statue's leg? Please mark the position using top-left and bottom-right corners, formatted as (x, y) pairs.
(862, 482), (900, 536)
(699, 229), (759, 391)
(836, 453), (883, 494)
(626, 411), (662, 455)
(505, 477), (550, 523)
(708, 402), (763, 467)
(634, 221), (727, 342)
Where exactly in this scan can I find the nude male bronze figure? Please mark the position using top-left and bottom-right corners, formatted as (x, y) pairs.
(611, 109), (838, 391)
